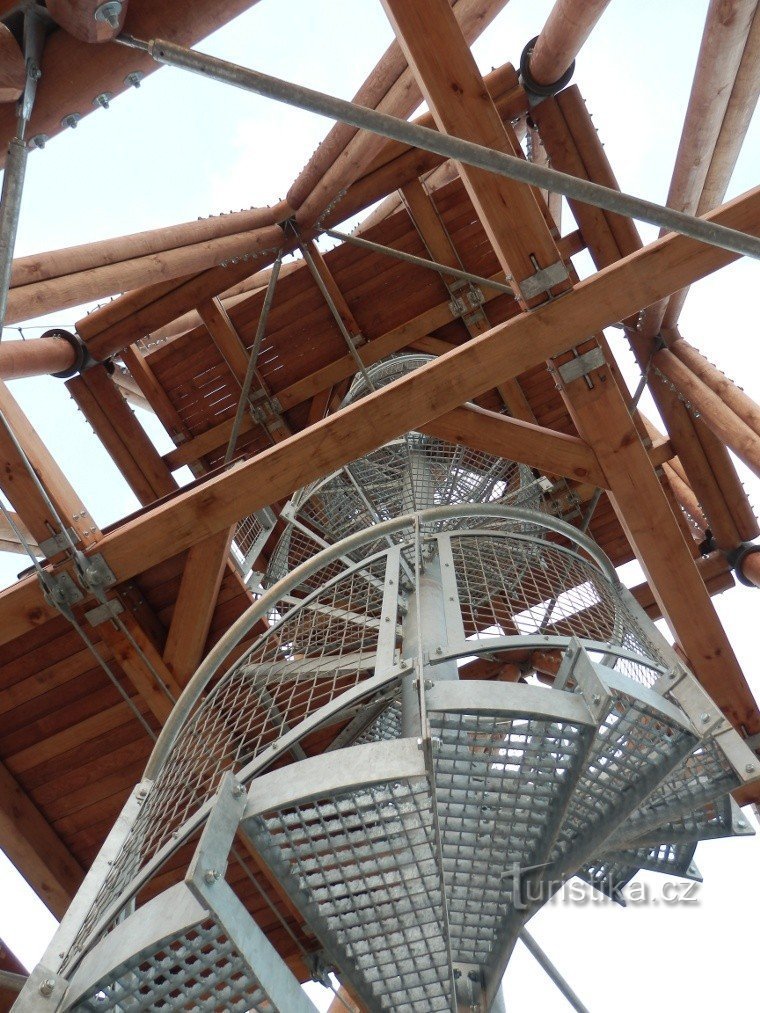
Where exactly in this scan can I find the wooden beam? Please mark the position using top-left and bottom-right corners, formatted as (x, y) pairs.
(0, 379), (96, 552)
(420, 405), (606, 487)
(163, 527), (235, 685)
(68, 365), (179, 505)
(0, 759), (84, 919)
(556, 354), (756, 731)
(400, 176), (537, 422)
(1, 183), (759, 648)
(69, 185), (760, 592)
(381, 0), (568, 306)
(198, 296), (290, 441)
(303, 241), (364, 340)
(0, 0), (266, 168)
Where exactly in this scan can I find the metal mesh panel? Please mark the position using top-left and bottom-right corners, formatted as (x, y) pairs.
(429, 710), (593, 969)
(449, 530), (664, 684)
(250, 777), (452, 1012)
(70, 550), (399, 957)
(72, 916), (277, 1012)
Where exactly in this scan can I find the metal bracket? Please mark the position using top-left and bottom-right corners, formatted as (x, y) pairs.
(40, 570), (84, 611)
(519, 260), (569, 299)
(38, 527), (77, 558)
(85, 598), (124, 627)
(76, 552), (117, 595)
(557, 347), (606, 384)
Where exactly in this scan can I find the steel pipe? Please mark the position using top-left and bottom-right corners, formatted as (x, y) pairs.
(116, 34), (760, 262)
(527, 0), (612, 88)
(0, 137), (28, 337)
(518, 929), (590, 1013)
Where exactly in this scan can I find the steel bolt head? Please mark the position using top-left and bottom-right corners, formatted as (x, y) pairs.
(700, 712), (710, 724)
(203, 869), (220, 884)
(746, 763), (756, 774)
(39, 978), (56, 997)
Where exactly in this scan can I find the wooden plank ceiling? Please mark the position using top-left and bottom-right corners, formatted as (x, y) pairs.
(0, 0), (758, 990)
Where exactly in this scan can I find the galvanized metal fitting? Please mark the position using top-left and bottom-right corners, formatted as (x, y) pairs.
(43, 328), (92, 379)
(519, 36), (576, 101)
(94, 1), (123, 29)
(61, 112), (82, 130)
(725, 542), (760, 587)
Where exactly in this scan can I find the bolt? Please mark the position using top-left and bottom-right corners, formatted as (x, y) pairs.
(61, 113), (82, 130)
(232, 783), (245, 798)
(746, 764), (756, 774)
(700, 712), (710, 724)
(29, 134), (48, 150)
(124, 71), (144, 89)
(591, 693), (601, 706)
(737, 819), (747, 829)
(435, 646), (443, 655)
(424, 679), (434, 690)
(94, 1), (123, 29)
(203, 869), (220, 884)
(384, 616), (391, 623)
(39, 978), (56, 997)
(93, 92), (113, 110)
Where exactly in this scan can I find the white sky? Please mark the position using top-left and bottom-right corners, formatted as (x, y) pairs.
(0, 1), (758, 1010)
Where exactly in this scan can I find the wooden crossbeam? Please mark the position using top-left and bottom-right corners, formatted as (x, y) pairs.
(377, 5), (757, 733)
(381, 0), (569, 307)
(0, 187), (758, 678)
(400, 176), (536, 422)
(0, 759), (84, 919)
(420, 405), (605, 487)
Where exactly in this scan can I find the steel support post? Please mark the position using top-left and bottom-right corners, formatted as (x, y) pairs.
(115, 33), (760, 261)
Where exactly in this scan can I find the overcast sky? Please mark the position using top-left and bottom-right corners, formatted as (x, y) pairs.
(0, 2), (758, 1010)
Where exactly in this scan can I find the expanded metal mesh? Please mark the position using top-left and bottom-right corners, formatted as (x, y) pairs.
(249, 776), (452, 1012)
(69, 549), (398, 958)
(73, 915), (277, 1012)
(449, 531), (664, 685)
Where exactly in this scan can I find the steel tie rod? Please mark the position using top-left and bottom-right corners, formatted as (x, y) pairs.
(115, 33), (760, 263)
(519, 928), (590, 1013)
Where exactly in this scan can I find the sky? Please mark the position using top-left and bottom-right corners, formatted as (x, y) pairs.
(0, 1), (758, 1010)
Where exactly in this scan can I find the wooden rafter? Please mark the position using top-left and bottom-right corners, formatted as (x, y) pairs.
(1, 183), (755, 650)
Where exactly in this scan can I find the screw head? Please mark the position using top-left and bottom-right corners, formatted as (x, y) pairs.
(746, 763), (756, 774)
(203, 869), (220, 884)
(124, 71), (144, 89)
(61, 113), (82, 130)
(93, 92), (113, 110)
(29, 133), (48, 150)
(435, 646), (443, 655)
(591, 693), (602, 706)
(700, 712), (710, 724)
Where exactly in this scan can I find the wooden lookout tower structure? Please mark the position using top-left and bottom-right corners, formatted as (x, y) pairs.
(0, 1), (759, 1010)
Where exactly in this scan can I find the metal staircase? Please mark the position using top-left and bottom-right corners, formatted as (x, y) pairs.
(15, 357), (759, 1012)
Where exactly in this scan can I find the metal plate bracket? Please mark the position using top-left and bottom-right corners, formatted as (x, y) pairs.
(557, 347), (606, 384)
(85, 598), (124, 627)
(520, 260), (569, 299)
